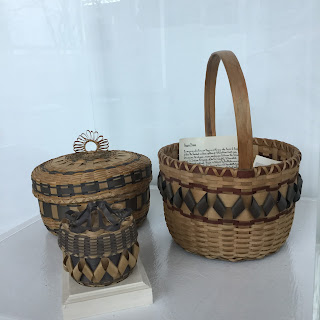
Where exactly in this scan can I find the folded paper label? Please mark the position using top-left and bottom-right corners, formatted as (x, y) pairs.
(179, 136), (239, 167)
(179, 136), (281, 168)
(252, 155), (281, 167)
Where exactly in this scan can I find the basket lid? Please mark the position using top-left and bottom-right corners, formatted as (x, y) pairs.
(31, 130), (152, 202)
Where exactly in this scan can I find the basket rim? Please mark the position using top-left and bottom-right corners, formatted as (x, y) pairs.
(58, 216), (138, 257)
(59, 214), (135, 238)
(158, 137), (301, 178)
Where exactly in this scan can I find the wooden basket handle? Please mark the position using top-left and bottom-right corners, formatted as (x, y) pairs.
(204, 50), (253, 169)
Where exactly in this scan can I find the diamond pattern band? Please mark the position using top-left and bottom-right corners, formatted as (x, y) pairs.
(158, 172), (303, 221)
(62, 243), (139, 287)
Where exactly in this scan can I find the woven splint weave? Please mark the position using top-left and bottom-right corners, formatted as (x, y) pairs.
(158, 50), (302, 261)
(58, 200), (139, 287)
(32, 130), (152, 234)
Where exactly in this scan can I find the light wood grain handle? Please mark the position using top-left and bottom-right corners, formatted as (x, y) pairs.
(204, 50), (253, 169)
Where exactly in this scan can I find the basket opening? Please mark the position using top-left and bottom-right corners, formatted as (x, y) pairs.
(161, 138), (300, 170)
(252, 142), (294, 162)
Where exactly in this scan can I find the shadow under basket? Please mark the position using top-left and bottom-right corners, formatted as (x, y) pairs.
(157, 50), (302, 262)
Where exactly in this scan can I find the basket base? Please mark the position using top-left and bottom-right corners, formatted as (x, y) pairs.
(163, 202), (295, 261)
(72, 269), (133, 288)
(179, 241), (284, 262)
(62, 242), (140, 287)
(62, 258), (153, 319)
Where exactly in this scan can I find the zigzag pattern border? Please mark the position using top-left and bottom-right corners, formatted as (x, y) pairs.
(158, 138), (301, 178)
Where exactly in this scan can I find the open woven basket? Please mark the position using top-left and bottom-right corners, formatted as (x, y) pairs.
(158, 50), (302, 261)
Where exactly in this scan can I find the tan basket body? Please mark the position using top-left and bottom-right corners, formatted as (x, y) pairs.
(157, 51), (302, 261)
(32, 148), (152, 234)
(58, 211), (139, 287)
(158, 139), (301, 261)
(38, 186), (150, 233)
(62, 243), (139, 287)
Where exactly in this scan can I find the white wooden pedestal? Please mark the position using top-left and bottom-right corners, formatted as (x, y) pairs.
(62, 259), (153, 319)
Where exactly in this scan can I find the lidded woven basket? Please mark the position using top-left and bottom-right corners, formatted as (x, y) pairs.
(58, 200), (139, 287)
(32, 131), (152, 234)
(158, 50), (303, 261)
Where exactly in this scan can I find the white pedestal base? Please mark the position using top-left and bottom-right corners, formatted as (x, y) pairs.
(62, 259), (153, 319)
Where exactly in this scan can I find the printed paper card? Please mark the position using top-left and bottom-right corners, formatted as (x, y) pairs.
(179, 136), (238, 168)
(179, 136), (281, 168)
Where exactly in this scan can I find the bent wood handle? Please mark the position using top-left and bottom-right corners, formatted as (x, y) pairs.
(204, 50), (254, 169)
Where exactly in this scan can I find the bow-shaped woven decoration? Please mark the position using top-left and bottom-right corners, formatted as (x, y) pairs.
(65, 201), (132, 233)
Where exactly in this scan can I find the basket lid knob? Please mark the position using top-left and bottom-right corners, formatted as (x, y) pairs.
(73, 130), (109, 153)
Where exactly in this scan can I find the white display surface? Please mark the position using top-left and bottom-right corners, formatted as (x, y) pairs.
(62, 259), (152, 319)
(0, 188), (317, 320)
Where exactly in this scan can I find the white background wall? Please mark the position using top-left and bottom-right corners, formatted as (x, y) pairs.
(0, 0), (319, 234)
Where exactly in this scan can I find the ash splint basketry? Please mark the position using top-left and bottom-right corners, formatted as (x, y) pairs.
(157, 50), (303, 261)
(31, 130), (152, 234)
(58, 200), (139, 287)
